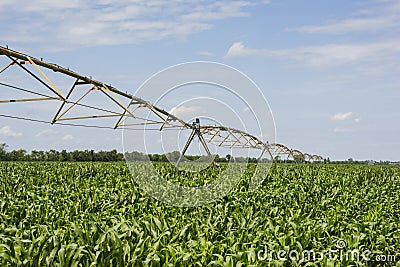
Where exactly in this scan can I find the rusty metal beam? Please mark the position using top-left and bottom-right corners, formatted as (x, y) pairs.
(56, 114), (123, 121)
(0, 97), (59, 103)
(0, 61), (13, 74)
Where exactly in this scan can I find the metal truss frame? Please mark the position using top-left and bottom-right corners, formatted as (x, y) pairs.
(312, 155), (324, 162)
(303, 153), (313, 162)
(267, 143), (294, 161)
(0, 45), (324, 165)
(0, 46), (189, 131)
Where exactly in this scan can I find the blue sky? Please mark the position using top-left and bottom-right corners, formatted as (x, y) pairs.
(0, 0), (399, 161)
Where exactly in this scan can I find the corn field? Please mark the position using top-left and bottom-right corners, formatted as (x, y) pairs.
(0, 162), (399, 266)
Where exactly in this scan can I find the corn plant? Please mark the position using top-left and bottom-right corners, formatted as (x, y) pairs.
(0, 162), (399, 266)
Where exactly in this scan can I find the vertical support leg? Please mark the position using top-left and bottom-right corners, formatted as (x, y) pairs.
(176, 129), (196, 167)
(258, 146), (266, 163)
(197, 132), (219, 168)
(176, 118), (219, 168)
(261, 144), (273, 163)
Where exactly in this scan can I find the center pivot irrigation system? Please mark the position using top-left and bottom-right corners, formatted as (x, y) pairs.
(0, 45), (323, 165)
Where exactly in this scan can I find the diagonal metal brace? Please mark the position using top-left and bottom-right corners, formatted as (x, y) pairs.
(176, 118), (219, 168)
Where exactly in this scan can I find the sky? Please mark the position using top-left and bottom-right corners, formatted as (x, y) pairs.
(0, 0), (399, 161)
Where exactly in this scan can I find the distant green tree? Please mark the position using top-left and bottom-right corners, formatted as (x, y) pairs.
(31, 150), (46, 161)
(0, 143), (7, 160)
(124, 151), (147, 161)
(60, 150), (70, 161)
(8, 149), (27, 161)
(166, 151), (180, 162)
(46, 149), (60, 161)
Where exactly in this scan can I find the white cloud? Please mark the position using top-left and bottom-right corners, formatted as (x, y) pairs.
(243, 107), (250, 113)
(331, 112), (354, 121)
(226, 1), (400, 71)
(226, 42), (274, 57)
(290, 1), (400, 34)
(354, 118), (360, 123)
(0, 0), (267, 48)
(0, 126), (23, 137)
(169, 105), (205, 120)
(179, 1), (251, 21)
(0, 0), (81, 12)
(36, 129), (59, 137)
(290, 17), (397, 34)
(62, 134), (74, 141)
(226, 40), (400, 67)
(226, 41), (288, 57)
(226, 42), (247, 57)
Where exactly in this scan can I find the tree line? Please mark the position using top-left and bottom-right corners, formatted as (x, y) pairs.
(124, 151), (255, 163)
(0, 143), (263, 163)
(6, 143), (392, 164)
(0, 144), (123, 162)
